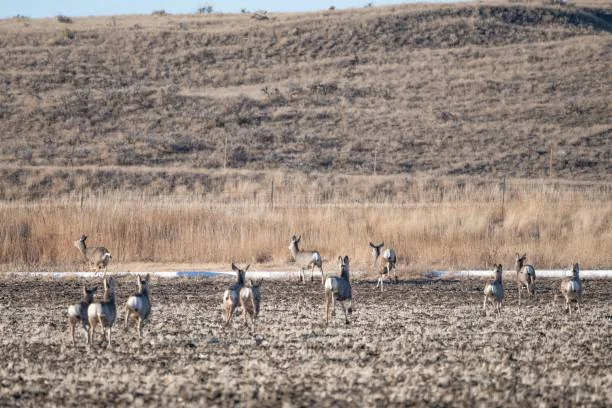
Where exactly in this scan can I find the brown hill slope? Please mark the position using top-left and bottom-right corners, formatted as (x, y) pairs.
(0, 2), (610, 199)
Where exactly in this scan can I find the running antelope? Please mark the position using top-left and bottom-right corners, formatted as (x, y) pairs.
(325, 255), (353, 325)
(560, 263), (582, 315)
(68, 285), (97, 346)
(87, 276), (117, 347)
(370, 242), (397, 291)
(74, 235), (112, 272)
(483, 264), (504, 317)
(289, 235), (324, 284)
(240, 279), (263, 330)
(223, 263), (248, 325)
(125, 274), (152, 339)
(515, 253), (536, 305)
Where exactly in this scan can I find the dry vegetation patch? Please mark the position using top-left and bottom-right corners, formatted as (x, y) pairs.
(0, 177), (610, 271)
(0, 2), (610, 196)
(0, 276), (610, 406)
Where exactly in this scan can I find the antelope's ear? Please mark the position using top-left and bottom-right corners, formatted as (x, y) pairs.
(258, 278), (264, 286)
(369, 242), (375, 248)
(337, 256), (343, 263)
(291, 235), (296, 241)
(515, 252), (520, 257)
(244, 264), (250, 272)
(145, 273), (150, 281)
(231, 263), (238, 272)
(249, 279), (254, 286)
(522, 253), (527, 259)
(136, 274), (141, 284)
(344, 255), (350, 264)
(296, 235), (301, 242)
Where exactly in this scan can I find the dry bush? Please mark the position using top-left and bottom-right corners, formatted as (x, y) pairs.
(56, 15), (73, 24)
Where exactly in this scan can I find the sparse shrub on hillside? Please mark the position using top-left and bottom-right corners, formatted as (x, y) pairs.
(117, 146), (139, 166)
(152, 10), (167, 16)
(309, 82), (338, 95)
(164, 134), (211, 155)
(56, 15), (73, 24)
(252, 128), (275, 144)
(261, 87), (287, 106)
(197, 5), (213, 14)
(17, 148), (33, 164)
(62, 28), (75, 40)
(252, 11), (269, 21)
(230, 146), (249, 167)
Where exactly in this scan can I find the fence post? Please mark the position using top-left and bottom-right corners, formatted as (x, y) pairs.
(224, 134), (228, 170)
(501, 176), (506, 220)
(373, 147), (377, 175)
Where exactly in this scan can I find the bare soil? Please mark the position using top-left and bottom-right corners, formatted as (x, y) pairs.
(0, 276), (610, 406)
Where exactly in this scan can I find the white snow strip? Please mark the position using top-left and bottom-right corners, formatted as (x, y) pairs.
(428, 270), (612, 279)
(6, 269), (612, 280)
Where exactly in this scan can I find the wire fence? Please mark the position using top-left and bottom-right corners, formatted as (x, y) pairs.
(17, 176), (609, 211)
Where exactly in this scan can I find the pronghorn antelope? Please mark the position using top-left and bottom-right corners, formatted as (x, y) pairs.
(223, 263), (248, 325)
(483, 264), (504, 317)
(74, 235), (112, 272)
(370, 242), (397, 291)
(124, 274), (152, 339)
(87, 276), (117, 347)
(239, 279), (263, 330)
(68, 285), (98, 346)
(288, 235), (324, 284)
(560, 263), (582, 315)
(325, 255), (353, 325)
(515, 253), (536, 305)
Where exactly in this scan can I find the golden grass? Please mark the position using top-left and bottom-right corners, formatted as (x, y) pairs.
(1, 176), (610, 272)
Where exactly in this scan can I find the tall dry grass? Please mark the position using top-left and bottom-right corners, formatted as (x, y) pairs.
(1, 177), (610, 272)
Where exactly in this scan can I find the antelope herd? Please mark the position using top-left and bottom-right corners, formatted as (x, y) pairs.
(68, 234), (586, 347)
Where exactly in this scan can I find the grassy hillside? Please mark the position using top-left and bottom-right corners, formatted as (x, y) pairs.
(0, 1), (610, 199)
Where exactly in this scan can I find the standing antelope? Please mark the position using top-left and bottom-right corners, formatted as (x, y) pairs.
(325, 255), (353, 325)
(288, 235), (324, 284)
(74, 235), (112, 272)
(483, 264), (504, 317)
(560, 263), (582, 315)
(370, 242), (397, 291)
(125, 274), (152, 339)
(515, 253), (536, 305)
(223, 263), (248, 325)
(68, 285), (98, 346)
(240, 279), (263, 330)
(87, 276), (117, 347)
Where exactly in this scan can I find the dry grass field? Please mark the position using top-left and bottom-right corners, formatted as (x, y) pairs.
(0, 275), (610, 406)
(0, 1), (611, 200)
(1, 178), (611, 271)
